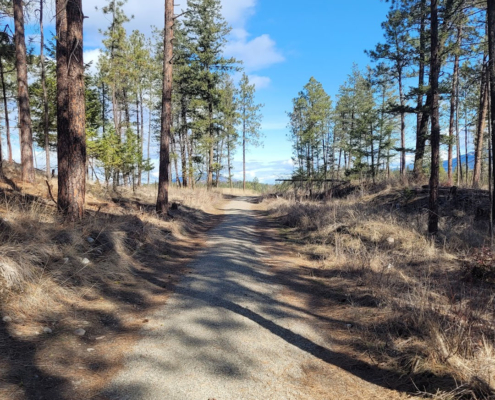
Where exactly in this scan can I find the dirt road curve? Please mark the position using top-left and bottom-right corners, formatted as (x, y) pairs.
(103, 197), (405, 400)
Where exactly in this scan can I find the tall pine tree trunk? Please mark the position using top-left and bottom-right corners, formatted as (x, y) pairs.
(399, 73), (406, 178)
(56, 0), (68, 188)
(136, 96), (141, 186)
(0, 56), (11, 165)
(465, 107), (469, 183)
(243, 112), (246, 191)
(57, 0), (86, 220)
(14, 0), (34, 183)
(473, 60), (489, 187)
(429, 0), (441, 235)
(456, 75), (463, 185)
(188, 134), (194, 189)
(414, 0), (427, 179)
(156, 0), (173, 213)
(227, 133), (232, 189)
(180, 95), (188, 187)
(172, 129), (181, 188)
(147, 105), (151, 185)
(139, 90), (144, 185)
(448, 27), (462, 186)
(207, 101), (214, 190)
(488, 0), (495, 221)
(40, 0), (50, 179)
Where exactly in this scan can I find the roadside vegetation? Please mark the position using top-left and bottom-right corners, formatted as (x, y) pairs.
(267, 179), (495, 399)
(0, 163), (225, 399)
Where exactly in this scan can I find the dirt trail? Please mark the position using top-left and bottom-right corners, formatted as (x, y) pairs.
(103, 197), (407, 400)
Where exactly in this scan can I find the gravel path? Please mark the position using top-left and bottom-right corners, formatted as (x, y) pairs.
(103, 197), (401, 400)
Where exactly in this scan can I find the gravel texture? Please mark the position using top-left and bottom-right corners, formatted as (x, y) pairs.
(103, 197), (398, 400)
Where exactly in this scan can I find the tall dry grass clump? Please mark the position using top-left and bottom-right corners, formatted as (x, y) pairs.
(268, 187), (495, 398)
(0, 178), (222, 334)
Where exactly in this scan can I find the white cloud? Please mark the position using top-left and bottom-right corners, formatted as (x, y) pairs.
(249, 75), (271, 89)
(84, 48), (102, 75)
(220, 0), (257, 26)
(226, 33), (284, 72)
(77, 0), (284, 76)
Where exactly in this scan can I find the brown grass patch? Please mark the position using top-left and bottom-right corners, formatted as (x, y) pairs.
(265, 186), (495, 399)
(0, 164), (225, 399)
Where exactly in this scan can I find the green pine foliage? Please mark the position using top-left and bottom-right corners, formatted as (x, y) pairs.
(237, 73), (264, 188)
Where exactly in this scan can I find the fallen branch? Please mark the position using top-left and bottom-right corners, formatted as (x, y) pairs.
(45, 180), (57, 206)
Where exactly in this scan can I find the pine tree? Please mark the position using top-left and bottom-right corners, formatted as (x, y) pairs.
(183, 0), (236, 190)
(173, 21), (195, 187)
(367, 6), (414, 179)
(56, 0), (86, 219)
(489, 0), (495, 222)
(39, 0), (51, 178)
(219, 76), (238, 188)
(156, 0), (173, 213)
(13, 0), (34, 183)
(429, 0), (441, 235)
(237, 73), (264, 190)
(288, 77), (331, 180)
(0, 30), (14, 165)
(29, 56), (57, 157)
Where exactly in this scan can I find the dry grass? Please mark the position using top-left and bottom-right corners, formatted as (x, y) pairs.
(267, 186), (495, 399)
(0, 163), (224, 399)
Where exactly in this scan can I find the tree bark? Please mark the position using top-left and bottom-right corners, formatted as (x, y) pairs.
(488, 0), (495, 221)
(429, 0), (441, 235)
(180, 95), (188, 187)
(465, 106), (469, 183)
(0, 56), (11, 166)
(188, 133), (194, 188)
(414, 0), (427, 179)
(398, 72), (406, 178)
(40, 0), (51, 179)
(473, 60), (489, 187)
(156, 0), (173, 213)
(456, 71), (462, 185)
(207, 101), (214, 190)
(147, 81), (152, 185)
(136, 96), (141, 186)
(243, 109), (246, 191)
(172, 127), (181, 188)
(57, 0), (87, 220)
(14, 0), (34, 183)
(448, 27), (462, 186)
(227, 132), (232, 189)
(56, 0), (68, 188)
(139, 90), (144, 185)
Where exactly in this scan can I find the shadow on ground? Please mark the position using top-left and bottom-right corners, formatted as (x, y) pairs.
(0, 186), (224, 400)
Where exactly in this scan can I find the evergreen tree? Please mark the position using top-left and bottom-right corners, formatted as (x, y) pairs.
(183, 0), (236, 190)
(29, 56), (57, 156)
(56, 0), (87, 220)
(237, 73), (264, 190)
(288, 77), (331, 180)
(14, 0), (34, 183)
(219, 76), (239, 188)
(156, 0), (173, 213)
(0, 29), (15, 164)
(367, 6), (414, 178)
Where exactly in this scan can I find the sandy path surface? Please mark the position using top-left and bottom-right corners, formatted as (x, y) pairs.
(103, 197), (405, 400)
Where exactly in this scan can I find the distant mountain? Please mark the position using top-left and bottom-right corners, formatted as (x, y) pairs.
(442, 152), (475, 171)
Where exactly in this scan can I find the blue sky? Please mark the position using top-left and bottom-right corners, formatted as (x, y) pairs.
(221, 0), (393, 182)
(6, 0), (394, 184)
